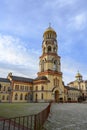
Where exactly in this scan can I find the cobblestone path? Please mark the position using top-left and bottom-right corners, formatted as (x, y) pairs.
(44, 103), (87, 130)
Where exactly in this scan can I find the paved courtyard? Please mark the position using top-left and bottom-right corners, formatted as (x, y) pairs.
(44, 103), (87, 130)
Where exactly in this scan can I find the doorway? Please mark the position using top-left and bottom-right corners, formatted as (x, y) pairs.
(55, 90), (59, 102)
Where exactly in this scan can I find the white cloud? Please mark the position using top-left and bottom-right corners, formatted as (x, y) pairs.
(0, 34), (40, 77)
(67, 12), (87, 30)
(44, 0), (75, 8)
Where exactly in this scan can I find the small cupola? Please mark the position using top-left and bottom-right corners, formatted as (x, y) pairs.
(75, 71), (83, 81)
(43, 25), (57, 40)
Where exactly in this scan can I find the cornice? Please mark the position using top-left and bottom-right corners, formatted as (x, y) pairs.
(39, 53), (60, 59)
(12, 81), (33, 85)
(37, 70), (62, 77)
(33, 80), (49, 85)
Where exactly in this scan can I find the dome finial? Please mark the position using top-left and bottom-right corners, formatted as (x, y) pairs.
(49, 22), (51, 27)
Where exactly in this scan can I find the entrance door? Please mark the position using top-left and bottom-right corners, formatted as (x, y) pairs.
(55, 90), (59, 102)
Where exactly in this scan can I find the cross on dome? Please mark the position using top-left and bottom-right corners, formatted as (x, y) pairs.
(49, 22), (51, 27)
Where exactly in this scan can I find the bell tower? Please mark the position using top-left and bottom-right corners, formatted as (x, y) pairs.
(37, 25), (64, 102)
(38, 25), (61, 75)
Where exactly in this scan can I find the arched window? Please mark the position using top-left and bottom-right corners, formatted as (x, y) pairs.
(41, 86), (44, 91)
(25, 94), (28, 100)
(30, 86), (33, 91)
(15, 85), (19, 90)
(3, 86), (6, 91)
(2, 95), (5, 100)
(20, 93), (23, 100)
(36, 86), (38, 91)
(7, 95), (9, 100)
(54, 78), (59, 86)
(41, 93), (44, 100)
(20, 86), (24, 90)
(15, 93), (18, 100)
(48, 46), (51, 53)
(57, 79), (59, 86)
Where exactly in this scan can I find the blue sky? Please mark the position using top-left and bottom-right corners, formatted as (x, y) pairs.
(0, 0), (87, 84)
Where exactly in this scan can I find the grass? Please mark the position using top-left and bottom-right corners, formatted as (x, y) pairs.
(0, 103), (48, 118)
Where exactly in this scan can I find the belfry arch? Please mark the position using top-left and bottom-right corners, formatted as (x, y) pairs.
(48, 46), (52, 53)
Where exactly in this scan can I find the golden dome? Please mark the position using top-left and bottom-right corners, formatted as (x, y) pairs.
(75, 71), (82, 78)
(44, 26), (56, 34)
(43, 25), (57, 39)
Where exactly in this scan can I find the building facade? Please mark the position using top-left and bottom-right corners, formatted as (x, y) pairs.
(64, 86), (81, 102)
(7, 73), (33, 103)
(0, 26), (64, 103)
(68, 72), (87, 99)
(0, 26), (86, 103)
(0, 78), (10, 102)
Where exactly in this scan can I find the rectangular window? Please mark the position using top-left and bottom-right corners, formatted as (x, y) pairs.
(30, 86), (33, 91)
(20, 86), (24, 90)
(15, 85), (19, 90)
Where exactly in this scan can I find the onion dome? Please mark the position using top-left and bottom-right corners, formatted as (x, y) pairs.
(75, 71), (82, 78)
(43, 24), (57, 39)
(75, 71), (82, 81)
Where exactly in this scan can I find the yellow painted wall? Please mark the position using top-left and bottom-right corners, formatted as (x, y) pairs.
(0, 81), (10, 102)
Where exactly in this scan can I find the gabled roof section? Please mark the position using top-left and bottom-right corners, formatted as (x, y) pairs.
(0, 78), (10, 83)
(11, 76), (33, 83)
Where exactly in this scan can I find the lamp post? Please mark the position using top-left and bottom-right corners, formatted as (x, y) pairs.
(8, 87), (12, 103)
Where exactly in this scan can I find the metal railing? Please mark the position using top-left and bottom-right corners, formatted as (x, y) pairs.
(0, 103), (51, 130)
(34, 102), (51, 130)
